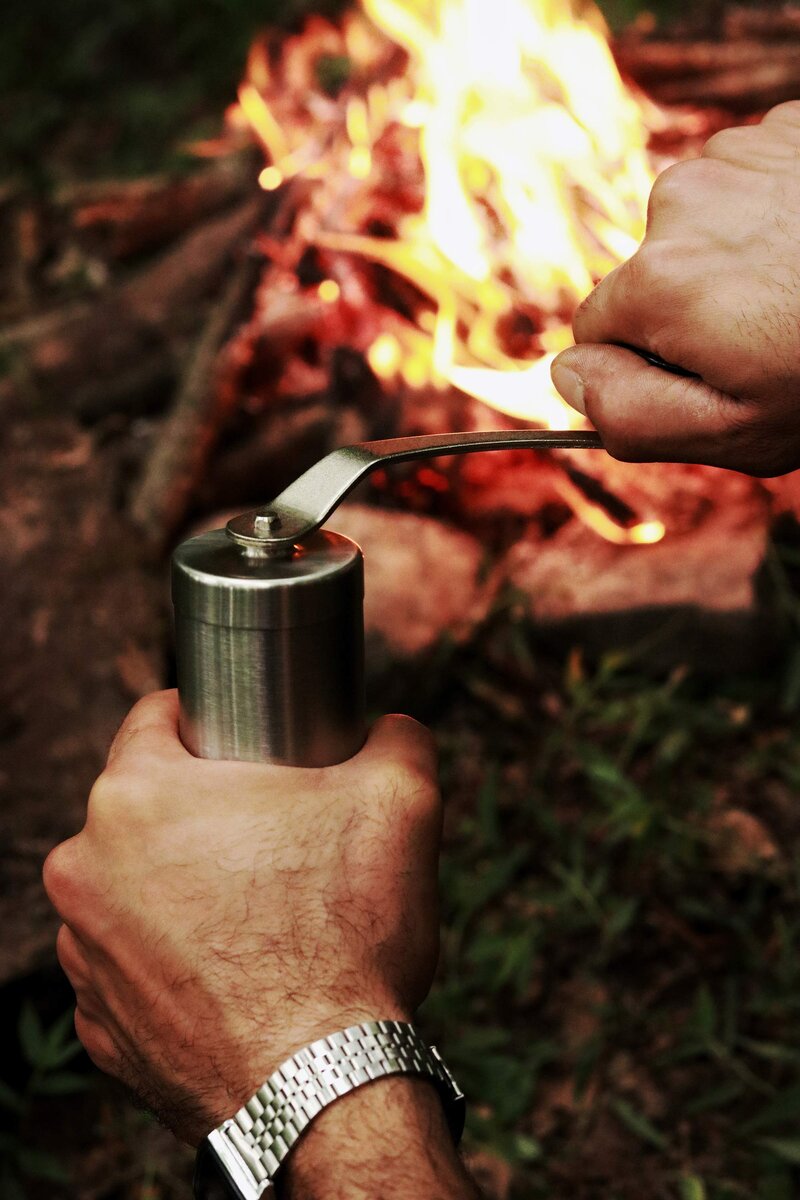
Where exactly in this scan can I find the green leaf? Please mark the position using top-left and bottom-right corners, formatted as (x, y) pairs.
(39, 1038), (83, 1070)
(610, 1098), (668, 1150)
(679, 1176), (706, 1200)
(44, 1008), (75, 1052)
(0, 1078), (24, 1114)
(32, 1071), (91, 1096)
(17, 1001), (45, 1068)
(758, 1137), (800, 1166)
(513, 1133), (543, 1163)
(604, 896), (638, 941)
(584, 754), (640, 801)
(34, 1008), (83, 1070)
(738, 1038), (800, 1065)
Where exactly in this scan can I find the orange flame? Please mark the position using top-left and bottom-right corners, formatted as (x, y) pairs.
(230, 0), (666, 544)
(359, 0), (655, 428)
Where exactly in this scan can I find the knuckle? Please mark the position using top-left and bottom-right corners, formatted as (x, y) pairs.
(56, 925), (88, 985)
(572, 287), (598, 339)
(86, 764), (158, 828)
(572, 264), (624, 341)
(86, 771), (120, 822)
(702, 126), (748, 160)
(127, 692), (160, 722)
(763, 100), (800, 128)
(625, 245), (659, 290)
(74, 1010), (116, 1073)
(648, 161), (692, 214)
(42, 840), (79, 907)
(613, 246), (671, 313)
(55, 923), (74, 967)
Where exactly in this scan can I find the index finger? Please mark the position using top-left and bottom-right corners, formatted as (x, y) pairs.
(572, 254), (660, 353)
(106, 690), (190, 769)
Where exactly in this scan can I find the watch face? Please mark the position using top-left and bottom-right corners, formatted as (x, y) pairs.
(194, 1139), (248, 1200)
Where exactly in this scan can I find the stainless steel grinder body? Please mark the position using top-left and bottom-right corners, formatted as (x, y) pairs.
(172, 528), (365, 766)
(172, 430), (606, 768)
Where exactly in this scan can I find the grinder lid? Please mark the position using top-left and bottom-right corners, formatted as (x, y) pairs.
(172, 528), (363, 630)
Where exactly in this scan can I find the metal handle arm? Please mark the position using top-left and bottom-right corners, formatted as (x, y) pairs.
(226, 429), (604, 550)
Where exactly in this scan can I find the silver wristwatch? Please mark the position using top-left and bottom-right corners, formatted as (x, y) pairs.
(193, 1020), (465, 1199)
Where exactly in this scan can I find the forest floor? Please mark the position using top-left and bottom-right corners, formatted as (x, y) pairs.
(3, 589), (800, 1200)
(3, 2), (800, 1198)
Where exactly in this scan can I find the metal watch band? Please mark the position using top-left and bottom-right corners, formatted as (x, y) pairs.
(205, 1019), (465, 1198)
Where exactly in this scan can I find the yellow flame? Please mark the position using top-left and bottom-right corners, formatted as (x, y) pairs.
(231, 0), (666, 543)
(359, 0), (656, 422)
(368, 333), (403, 378)
(238, 82), (289, 163)
(448, 355), (583, 430)
(629, 519), (666, 546)
(318, 279), (341, 303)
(554, 477), (665, 546)
(258, 165), (283, 191)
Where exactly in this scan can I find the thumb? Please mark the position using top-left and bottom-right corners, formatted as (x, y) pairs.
(550, 344), (768, 473)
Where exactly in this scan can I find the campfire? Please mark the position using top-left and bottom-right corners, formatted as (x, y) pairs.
(10, 2), (800, 660)
(208, 0), (672, 547)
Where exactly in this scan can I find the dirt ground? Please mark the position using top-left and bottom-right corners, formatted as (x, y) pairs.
(0, 394), (167, 984)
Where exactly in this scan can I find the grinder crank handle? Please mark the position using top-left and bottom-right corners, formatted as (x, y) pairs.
(226, 428), (605, 553)
(226, 347), (697, 554)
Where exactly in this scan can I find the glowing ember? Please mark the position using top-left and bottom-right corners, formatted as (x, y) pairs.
(225, 0), (667, 544)
(554, 472), (666, 545)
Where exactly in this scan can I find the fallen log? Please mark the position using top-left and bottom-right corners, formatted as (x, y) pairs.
(616, 40), (800, 80)
(615, 38), (800, 111)
(2, 197), (264, 419)
(724, 6), (800, 40)
(65, 155), (255, 260)
(650, 61), (800, 111)
(129, 246), (264, 548)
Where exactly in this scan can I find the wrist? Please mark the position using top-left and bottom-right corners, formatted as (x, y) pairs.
(195, 1020), (470, 1200)
(205, 1001), (412, 1136)
(279, 1075), (478, 1200)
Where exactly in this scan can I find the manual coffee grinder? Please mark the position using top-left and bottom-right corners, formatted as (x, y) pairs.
(172, 429), (603, 766)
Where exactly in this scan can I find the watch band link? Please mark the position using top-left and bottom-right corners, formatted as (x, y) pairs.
(207, 1020), (464, 1196)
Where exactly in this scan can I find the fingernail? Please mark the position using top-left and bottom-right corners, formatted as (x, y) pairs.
(551, 361), (586, 416)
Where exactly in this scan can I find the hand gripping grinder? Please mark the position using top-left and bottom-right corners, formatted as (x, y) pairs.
(172, 429), (603, 766)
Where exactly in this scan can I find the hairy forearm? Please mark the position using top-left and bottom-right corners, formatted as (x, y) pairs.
(279, 1077), (481, 1200)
